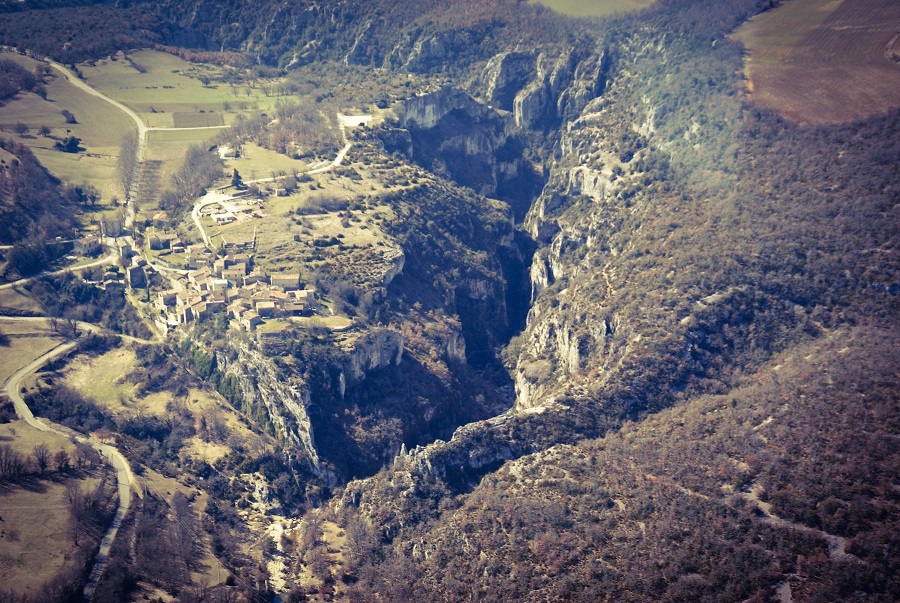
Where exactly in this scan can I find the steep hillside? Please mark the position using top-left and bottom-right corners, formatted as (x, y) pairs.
(0, 139), (77, 245)
(320, 0), (899, 598)
(340, 326), (898, 601)
(141, 0), (580, 70)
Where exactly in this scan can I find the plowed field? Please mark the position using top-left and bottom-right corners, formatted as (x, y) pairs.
(734, 0), (900, 124)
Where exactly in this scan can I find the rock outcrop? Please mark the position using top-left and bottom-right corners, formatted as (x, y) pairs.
(393, 87), (541, 204)
(471, 46), (612, 130)
(396, 86), (493, 130)
(478, 50), (537, 111)
(216, 341), (323, 476)
(342, 329), (404, 387)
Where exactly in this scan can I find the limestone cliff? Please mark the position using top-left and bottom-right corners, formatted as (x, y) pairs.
(396, 86), (490, 130)
(477, 50), (537, 111)
(392, 87), (542, 214)
(340, 329), (404, 390)
(215, 341), (323, 476)
(471, 45), (612, 130)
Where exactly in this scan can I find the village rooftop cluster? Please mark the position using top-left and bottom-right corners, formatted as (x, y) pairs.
(152, 246), (319, 333)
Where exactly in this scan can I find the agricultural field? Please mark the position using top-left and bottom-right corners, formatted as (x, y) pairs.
(0, 320), (59, 386)
(0, 322), (114, 601)
(77, 50), (284, 128)
(143, 126), (227, 207)
(734, 0), (900, 124)
(530, 0), (655, 17)
(0, 51), (133, 202)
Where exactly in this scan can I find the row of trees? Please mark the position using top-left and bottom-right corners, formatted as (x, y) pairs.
(0, 441), (100, 481)
(116, 130), (139, 201)
(158, 144), (223, 218)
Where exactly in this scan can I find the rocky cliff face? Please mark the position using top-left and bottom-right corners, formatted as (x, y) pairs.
(392, 87), (542, 216)
(214, 329), (404, 480)
(477, 50), (537, 111)
(471, 45), (612, 130)
(332, 41), (629, 483)
(215, 341), (324, 476)
(396, 86), (490, 130)
(340, 329), (404, 391)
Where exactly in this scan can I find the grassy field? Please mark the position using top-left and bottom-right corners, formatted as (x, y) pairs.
(0, 287), (42, 314)
(79, 50), (287, 127)
(224, 143), (309, 181)
(61, 346), (139, 411)
(530, 0), (655, 17)
(0, 336), (59, 387)
(142, 127), (225, 211)
(0, 52), (135, 202)
(733, 0), (900, 124)
(220, 173), (393, 281)
(0, 320), (59, 386)
(61, 342), (269, 464)
(145, 124), (226, 190)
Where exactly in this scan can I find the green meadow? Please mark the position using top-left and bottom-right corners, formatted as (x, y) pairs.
(531, 0), (655, 17)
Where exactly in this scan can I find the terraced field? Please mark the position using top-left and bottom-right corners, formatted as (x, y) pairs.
(734, 0), (900, 124)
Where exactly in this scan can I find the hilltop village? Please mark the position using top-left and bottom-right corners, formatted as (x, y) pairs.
(142, 228), (320, 333)
(154, 254), (318, 332)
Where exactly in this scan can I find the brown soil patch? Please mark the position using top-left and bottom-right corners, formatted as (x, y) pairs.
(735, 0), (900, 125)
(0, 422), (102, 600)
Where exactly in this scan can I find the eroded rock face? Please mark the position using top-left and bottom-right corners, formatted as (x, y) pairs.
(343, 329), (404, 385)
(394, 87), (541, 202)
(385, 29), (481, 72)
(472, 46), (613, 130)
(381, 248), (406, 287)
(396, 86), (493, 130)
(216, 342), (323, 475)
(478, 50), (537, 111)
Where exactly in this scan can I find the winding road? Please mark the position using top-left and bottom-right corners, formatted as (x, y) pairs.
(191, 114), (360, 250)
(0, 249), (118, 291)
(0, 317), (139, 601)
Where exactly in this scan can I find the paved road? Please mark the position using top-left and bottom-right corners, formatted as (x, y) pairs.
(46, 60), (144, 230)
(46, 58), (229, 232)
(189, 113), (362, 250)
(46, 60), (148, 148)
(0, 250), (118, 291)
(0, 316), (139, 601)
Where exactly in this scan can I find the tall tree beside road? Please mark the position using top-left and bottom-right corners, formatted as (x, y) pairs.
(117, 130), (139, 201)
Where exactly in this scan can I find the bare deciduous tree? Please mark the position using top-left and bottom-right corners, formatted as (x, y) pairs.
(32, 443), (51, 472)
(117, 130), (140, 199)
(54, 449), (70, 471)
